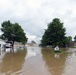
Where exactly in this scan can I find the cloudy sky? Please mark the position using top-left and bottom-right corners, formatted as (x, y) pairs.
(0, 0), (76, 43)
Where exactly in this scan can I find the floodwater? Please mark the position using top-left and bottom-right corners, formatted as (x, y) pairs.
(0, 47), (76, 75)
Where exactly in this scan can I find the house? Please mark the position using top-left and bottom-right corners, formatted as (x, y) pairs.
(68, 41), (76, 47)
(0, 39), (6, 50)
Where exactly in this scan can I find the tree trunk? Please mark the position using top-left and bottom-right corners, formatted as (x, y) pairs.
(11, 41), (14, 50)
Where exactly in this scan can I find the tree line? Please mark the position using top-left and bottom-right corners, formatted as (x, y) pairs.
(0, 18), (76, 48)
(41, 18), (76, 47)
(1, 20), (27, 49)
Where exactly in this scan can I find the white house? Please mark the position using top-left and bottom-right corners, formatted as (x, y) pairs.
(0, 39), (6, 50)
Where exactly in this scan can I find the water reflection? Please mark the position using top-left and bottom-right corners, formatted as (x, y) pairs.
(21, 47), (51, 75)
(0, 48), (27, 75)
(62, 48), (76, 75)
(54, 53), (60, 58)
(0, 50), (6, 64)
(25, 47), (37, 59)
(0, 47), (76, 75)
(41, 47), (68, 75)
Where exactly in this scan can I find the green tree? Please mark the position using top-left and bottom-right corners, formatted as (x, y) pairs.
(1, 20), (27, 49)
(74, 35), (76, 42)
(0, 35), (2, 39)
(63, 36), (72, 47)
(31, 40), (36, 44)
(22, 36), (28, 46)
(67, 36), (72, 42)
(41, 18), (67, 47)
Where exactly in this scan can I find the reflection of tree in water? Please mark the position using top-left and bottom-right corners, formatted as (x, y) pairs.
(41, 47), (68, 75)
(1, 48), (27, 75)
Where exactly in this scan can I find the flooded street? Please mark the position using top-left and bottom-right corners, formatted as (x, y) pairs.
(0, 47), (76, 75)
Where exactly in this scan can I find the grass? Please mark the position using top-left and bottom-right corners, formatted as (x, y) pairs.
(53, 50), (63, 53)
(69, 46), (76, 48)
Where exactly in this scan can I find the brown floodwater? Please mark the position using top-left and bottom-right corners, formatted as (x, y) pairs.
(0, 46), (76, 75)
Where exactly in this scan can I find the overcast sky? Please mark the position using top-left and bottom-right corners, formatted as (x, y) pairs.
(0, 0), (76, 43)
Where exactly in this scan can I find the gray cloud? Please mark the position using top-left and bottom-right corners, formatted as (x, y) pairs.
(0, 0), (76, 43)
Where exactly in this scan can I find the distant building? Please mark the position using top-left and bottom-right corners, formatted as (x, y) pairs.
(68, 41), (76, 47)
(0, 39), (6, 50)
(25, 43), (38, 47)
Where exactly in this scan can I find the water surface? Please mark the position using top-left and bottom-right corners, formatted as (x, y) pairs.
(0, 47), (76, 75)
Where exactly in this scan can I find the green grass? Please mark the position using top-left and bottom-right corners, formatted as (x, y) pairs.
(53, 50), (63, 53)
(69, 46), (76, 48)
